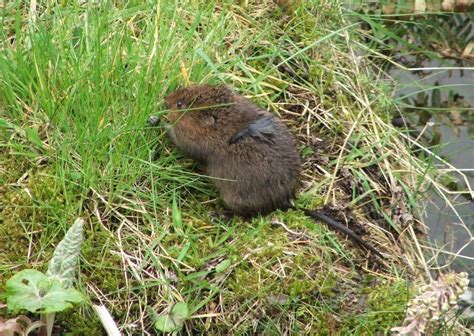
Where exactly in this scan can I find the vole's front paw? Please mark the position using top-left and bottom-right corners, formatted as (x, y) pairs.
(148, 115), (160, 126)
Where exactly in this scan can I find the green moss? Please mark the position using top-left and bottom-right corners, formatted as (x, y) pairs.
(222, 214), (344, 334)
(219, 210), (413, 334)
(0, 152), (34, 185)
(56, 310), (104, 336)
(227, 213), (338, 297)
(1, 162), (72, 229)
(0, 156), (42, 278)
(340, 279), (410, 335)
(366, 280), (410, 327)
(0, 187), (35, 266)
(79, 229), (124, 293)
(0, 162), (78, 276)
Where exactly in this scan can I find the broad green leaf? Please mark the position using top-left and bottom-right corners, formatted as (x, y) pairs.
(6, 269), (84, 314)
(154, 314), (178, 333)
(171, 302), (189, 322)
(154, 302), (189, 333)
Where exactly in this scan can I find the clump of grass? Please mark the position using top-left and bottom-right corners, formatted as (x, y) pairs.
(0, 0), (460, 334)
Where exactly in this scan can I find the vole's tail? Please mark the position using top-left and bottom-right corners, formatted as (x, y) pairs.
(302, 209), (384, 260)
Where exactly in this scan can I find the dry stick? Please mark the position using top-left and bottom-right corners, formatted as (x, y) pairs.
(93, 305), (122, 336)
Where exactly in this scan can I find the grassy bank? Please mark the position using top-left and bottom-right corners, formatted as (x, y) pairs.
(0, 1), (464, 334)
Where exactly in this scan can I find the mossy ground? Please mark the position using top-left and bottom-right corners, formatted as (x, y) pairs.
(0, 1), (458, 335)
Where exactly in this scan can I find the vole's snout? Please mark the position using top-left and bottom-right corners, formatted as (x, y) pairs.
(148, 115), (160, 126)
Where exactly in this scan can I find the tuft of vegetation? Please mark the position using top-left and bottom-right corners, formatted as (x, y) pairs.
(3, 218), (85, 336)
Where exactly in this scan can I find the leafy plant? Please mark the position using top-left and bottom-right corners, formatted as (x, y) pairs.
(6, 270), (83, 314)
(3, 218), (85, 336)
(153, 302), (190, 333)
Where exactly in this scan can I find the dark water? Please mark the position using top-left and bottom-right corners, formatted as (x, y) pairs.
(390, 59), (474, 272)
(345, 0), (474, 274)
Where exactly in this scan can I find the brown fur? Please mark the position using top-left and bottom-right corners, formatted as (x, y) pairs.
(164, 84), (301, 217)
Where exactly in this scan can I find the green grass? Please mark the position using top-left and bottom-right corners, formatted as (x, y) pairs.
(0, 0), (465, 335)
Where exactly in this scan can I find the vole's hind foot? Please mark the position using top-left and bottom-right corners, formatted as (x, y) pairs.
(209, 209), (234, 222)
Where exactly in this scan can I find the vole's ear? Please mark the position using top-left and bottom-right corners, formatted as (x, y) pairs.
(203, 111), (217, 127)
(217, 84), (232, 93)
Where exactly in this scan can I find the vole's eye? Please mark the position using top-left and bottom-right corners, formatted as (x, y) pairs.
(176, 100), (183, 108)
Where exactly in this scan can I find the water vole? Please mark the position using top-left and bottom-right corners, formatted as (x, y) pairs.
(161, 84), (383, 259)
(164, 84), (301, 216)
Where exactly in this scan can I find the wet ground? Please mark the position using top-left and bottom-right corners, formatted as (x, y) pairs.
(390, 61), (473, 273)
